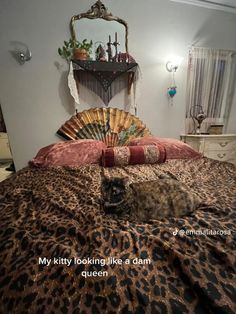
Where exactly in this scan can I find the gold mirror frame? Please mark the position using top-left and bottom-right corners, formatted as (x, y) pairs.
(70, 0), (129, 53)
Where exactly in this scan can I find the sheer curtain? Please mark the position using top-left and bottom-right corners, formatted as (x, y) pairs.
(185, 47), (236, 134)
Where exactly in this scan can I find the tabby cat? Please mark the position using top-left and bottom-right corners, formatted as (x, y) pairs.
(101, 174), (201, 222)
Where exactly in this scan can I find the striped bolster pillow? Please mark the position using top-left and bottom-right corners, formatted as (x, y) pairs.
(102, 145), (166, 167)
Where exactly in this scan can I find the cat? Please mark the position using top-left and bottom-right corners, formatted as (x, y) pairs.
(101, 174), (201, 222)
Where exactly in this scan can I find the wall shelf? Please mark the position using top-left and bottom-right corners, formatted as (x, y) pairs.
(72, 60), (138, 105)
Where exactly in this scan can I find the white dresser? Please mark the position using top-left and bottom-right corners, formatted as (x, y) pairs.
(0, 132), (12, 160)
(180, 134), (236, 166)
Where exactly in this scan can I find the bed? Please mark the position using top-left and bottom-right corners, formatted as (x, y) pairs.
(0, 108), (235, 314)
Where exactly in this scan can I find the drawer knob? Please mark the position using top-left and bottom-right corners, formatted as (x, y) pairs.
(219, 142), (228, 147)
(217, 153), (226, 159)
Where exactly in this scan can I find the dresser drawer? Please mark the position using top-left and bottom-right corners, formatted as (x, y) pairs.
(204, 139), (236, 151)
(182, 139), (201, 152)
(180, 134), (236, 165)
(205, 150), (236, 165)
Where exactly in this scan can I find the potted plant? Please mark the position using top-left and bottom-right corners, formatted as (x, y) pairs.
(74, 39), (93, 61)
(58, 38), (93, 62)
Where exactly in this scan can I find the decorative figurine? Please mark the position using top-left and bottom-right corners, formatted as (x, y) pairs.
(117, 52), (135, 63)
(96, 44), (106, 61)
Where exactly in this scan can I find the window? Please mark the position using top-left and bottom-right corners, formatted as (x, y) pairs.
(185, 47), (236, 134)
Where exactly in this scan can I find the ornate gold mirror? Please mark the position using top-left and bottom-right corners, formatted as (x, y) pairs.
(70, 0), (128, 60)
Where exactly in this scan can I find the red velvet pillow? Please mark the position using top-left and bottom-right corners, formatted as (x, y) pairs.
(102, 144), (166, 167)
(30, 139), (107, 167)
(128, 137), (202, 159)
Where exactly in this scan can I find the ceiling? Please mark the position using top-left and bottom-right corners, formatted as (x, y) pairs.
(170, 0), (236, 13)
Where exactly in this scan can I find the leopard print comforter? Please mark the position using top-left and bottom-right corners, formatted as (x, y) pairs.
(0, 158), (235, 313)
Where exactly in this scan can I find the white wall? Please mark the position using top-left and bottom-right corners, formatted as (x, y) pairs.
(0, 0), (236, 170)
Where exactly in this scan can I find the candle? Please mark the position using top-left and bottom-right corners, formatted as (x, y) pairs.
(109, 35), (111, 43)
(115, 32), (117, 42)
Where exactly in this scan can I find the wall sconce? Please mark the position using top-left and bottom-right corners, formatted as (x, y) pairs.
(10, 41), (32, 65)
(166, 55), (183, 99)
(18, 49), (32, 64)
(166, 56), (183, 72)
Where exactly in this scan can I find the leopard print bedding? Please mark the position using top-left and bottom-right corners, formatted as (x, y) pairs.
(0, 157), (235, 313)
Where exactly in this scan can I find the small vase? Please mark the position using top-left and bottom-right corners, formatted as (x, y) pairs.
(73, 48), (88, 61)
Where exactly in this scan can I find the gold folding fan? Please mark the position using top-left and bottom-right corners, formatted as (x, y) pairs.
(57, 107), (152, 147)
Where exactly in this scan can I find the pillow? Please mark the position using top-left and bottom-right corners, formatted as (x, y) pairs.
(30, 139), (107, 167)
(128, 136), (202, 159)
(102, 144), (166, 167)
